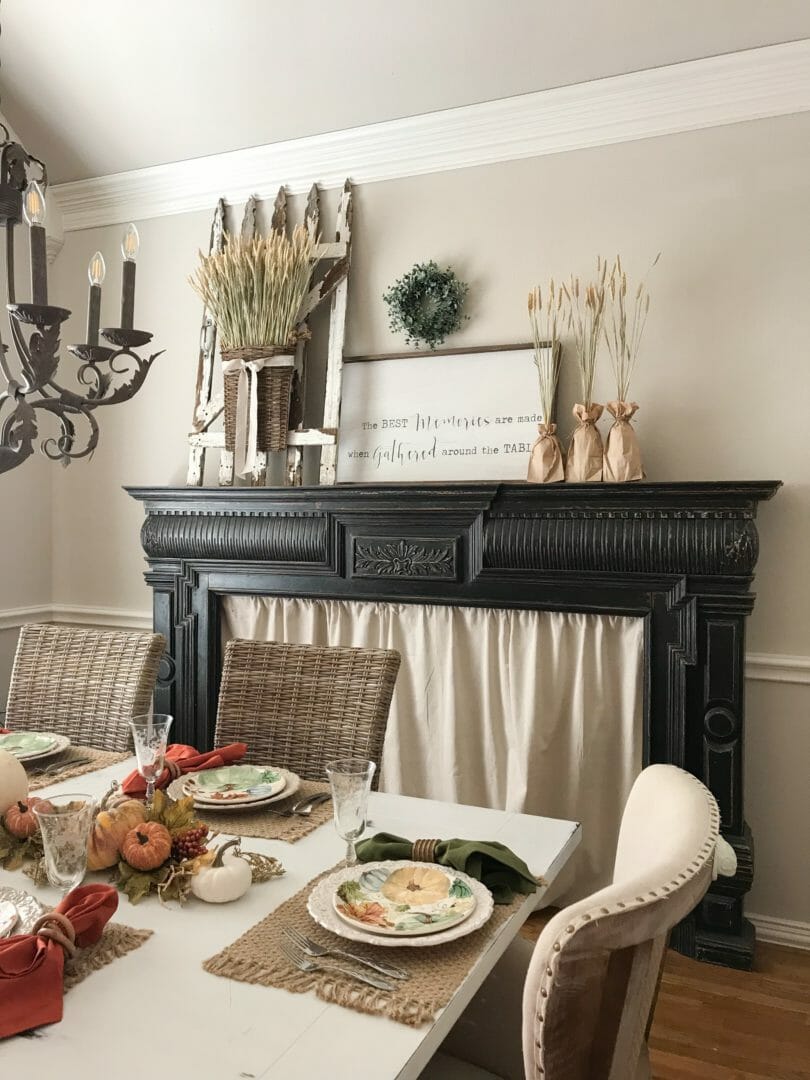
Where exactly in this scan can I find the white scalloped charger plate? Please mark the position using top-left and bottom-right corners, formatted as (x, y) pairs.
(167, 768), (301, 811)
(0, 886), (45, 936)
(307, 861), (494, 948)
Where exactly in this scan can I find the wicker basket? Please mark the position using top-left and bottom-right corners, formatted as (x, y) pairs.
(221, 346), (294, 454)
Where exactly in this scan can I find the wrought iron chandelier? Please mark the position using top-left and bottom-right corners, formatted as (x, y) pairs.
(0, 10), (161, 474)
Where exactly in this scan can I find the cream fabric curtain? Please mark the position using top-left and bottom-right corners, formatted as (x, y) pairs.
(221, 595), (643, 900)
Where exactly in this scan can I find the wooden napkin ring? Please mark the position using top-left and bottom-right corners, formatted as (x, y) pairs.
(412, 838), (439, 863)
(165, 760), (182, 780)
(31, 912), (78, 957)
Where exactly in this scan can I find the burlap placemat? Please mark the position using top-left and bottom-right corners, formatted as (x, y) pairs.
(203, 863), (522, 1026)
(197, 779), (333, 844)
(27, 747), (130, 792)
(63, 921), (153, 992)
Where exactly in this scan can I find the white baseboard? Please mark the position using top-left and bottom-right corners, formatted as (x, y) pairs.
(749, 913), (810, 951)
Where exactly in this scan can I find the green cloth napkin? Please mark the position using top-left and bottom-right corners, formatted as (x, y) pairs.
(354, 832), (538, 904)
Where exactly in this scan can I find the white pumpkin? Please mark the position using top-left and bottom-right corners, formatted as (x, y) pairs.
(0, 749), (28, 816)
(190, 839), (252, 903)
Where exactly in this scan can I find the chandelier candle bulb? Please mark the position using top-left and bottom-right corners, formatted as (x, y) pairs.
(120, 223), (139, 330)
(86, 252), (106, 347)
(22, 180), (47, 306)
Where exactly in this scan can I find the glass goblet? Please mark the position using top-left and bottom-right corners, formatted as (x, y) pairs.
(129, 714), (173, 806)
(325, 757), (376, 867)
(33, 794), (96, 897)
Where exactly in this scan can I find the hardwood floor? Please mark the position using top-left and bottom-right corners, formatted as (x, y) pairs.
(649, 942), (810, 1080)
(521, 914), (810, 1079)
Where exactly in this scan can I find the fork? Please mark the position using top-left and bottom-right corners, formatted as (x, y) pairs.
(280, 940), (395, 991)
(282, 926), (408, 980)
(263, 792), (332, 818)
(26, 755), (92, 777)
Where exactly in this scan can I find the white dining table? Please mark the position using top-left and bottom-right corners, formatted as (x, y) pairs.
(0, 759), (580, 1080)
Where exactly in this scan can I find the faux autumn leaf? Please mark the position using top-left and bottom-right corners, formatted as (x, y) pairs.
(147, 790), (200, 836)
(116, 859), (173, 904)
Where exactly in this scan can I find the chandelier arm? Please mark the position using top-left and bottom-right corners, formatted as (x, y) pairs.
(32, 398), (99, 463)
(0, 395), (37, 474)
(45, 347), (163, 410)
(0, 326), (13, 388)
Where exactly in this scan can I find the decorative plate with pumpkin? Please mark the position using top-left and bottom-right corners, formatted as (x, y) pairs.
(181, 765), (286, 805)
(332, 862), (477, 937)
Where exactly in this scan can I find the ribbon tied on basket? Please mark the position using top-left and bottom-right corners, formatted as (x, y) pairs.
(121, 742), (247, 798)
(0, 883), (118, 1038)
(221, 351), (295, 478)
(355, 833), (541, 904)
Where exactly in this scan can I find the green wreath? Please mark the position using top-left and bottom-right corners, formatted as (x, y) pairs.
(383, 261), (468, 350)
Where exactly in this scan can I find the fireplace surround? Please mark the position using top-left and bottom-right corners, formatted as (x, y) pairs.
(129, 480), (779, 969)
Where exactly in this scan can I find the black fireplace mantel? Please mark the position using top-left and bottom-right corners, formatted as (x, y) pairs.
(129, 480), (780, 969)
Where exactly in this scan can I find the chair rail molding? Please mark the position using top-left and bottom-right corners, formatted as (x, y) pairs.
(51, 40), (810, 231)
(0, 607), (806, 684)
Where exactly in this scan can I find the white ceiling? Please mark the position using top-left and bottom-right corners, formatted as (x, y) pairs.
(1, 0), (808, 184)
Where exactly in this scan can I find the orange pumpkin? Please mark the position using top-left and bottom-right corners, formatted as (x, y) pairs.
(87, 798), (147, 871)
(4, 797), (51, 839)
(120, 821), (172, 871)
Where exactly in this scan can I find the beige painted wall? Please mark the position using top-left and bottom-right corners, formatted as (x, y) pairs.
(5, 110), (808, 923)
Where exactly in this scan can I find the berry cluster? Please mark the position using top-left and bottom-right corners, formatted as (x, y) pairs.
(171, 825), (209, 862)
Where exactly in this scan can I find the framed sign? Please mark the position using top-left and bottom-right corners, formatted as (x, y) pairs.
(337, 343), (552, 482)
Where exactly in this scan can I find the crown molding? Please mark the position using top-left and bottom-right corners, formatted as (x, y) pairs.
(51, 39), (810, 232)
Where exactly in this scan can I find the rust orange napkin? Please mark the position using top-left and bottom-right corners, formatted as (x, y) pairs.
(0, 883), (118, 1038)
(121, 742), (248, 798)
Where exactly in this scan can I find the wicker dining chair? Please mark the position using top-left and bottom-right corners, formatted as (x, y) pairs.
(214, 639), (401, 786)
(5, 623), (166, 752)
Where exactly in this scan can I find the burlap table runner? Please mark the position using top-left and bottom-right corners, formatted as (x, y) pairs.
(203, 863), (523, 1027)
(27, 747), (130, 792)
(197, 779), (333, 844)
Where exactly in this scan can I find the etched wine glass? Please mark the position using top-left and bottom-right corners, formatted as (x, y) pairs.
(33, 794), (96, 896)
(325, 758), (376, 867)
(129, 714), (173, 806)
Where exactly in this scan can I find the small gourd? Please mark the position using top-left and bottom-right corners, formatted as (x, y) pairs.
(4, 797), (51, 839)
(0, 749), (28, 817)
(190, 839), (252, 903)
(120, 821), (172, 871)
(87, 796), (147, 871)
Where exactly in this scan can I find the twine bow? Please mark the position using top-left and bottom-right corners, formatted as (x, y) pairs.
(221, 352), (295, 478)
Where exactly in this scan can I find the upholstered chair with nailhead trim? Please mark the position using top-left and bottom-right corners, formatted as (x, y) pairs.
(422, 764), (720, 1080)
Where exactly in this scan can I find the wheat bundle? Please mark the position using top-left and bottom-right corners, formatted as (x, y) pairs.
(189, 226), (315, 350)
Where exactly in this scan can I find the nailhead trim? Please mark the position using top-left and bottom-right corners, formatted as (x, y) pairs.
(532, 769), (720, 1079)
